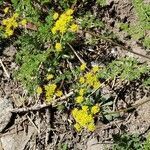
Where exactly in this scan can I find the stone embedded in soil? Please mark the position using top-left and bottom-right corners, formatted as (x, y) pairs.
(0, 98), (13, 132)
(2, 45), (16, 57)
(87, 138), (110, 150)
(128, 97), (150, 135)
(1, 126), (36, 150)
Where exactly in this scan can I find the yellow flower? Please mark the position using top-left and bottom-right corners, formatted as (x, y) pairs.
(93, 81), (101, 89)
(51, 26), (57, 34)
(84, 72), (92, 80)
(91, 105), (100, 114)
(74, 123), (81, 132)
(5, 28), (13, 37)
(45, 83), (57, 101)
(72, 108), (78, 117)
(70, 24), (78, 32)
(87, 123), (96, 131)
(84, 72), (95, 86)
(4, 7), (9, 14)
(72, 107), (96, 132)
(2, 19), (8, 25)
(66, 9), (74, 15)
(12, 21), (18, 28)
(56, 90), (63, 97)
(79, 88), (85, 96)
(46, 74), (54, 80)
(92, 65), (99, 73)
(20, 19), (27, 26)
(36, 86), (42, 95)
(59, 26), (67, 33)
(55, 43), (62, 52)
(2, 12), (20, 38)
(51, 9), (75, 34)
(53, 12), (59, 20)
(82, 105), (89, 112)
(80, 63), (86, 71)
(75, 96), (84, 103)
(13, 13), (19, 18)
(79, 77), (85, 84)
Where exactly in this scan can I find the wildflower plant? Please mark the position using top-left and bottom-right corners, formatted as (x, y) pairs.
(71, 64), (102, 132)
(51, 9), (79, 53)
(1, 8), (27, 37)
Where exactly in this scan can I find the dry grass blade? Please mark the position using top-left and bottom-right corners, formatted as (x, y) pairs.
(0, 59), (10, 78)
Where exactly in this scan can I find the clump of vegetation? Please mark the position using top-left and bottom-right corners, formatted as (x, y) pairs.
(144, 134), (150, 150)
(112, 134), (144, 150)
(14, 7), (78, 92)
(100, 57), (150, 84)
(71, 64), (101, 131)
(0, 1), (150, 148)
(112, 133), (150, 150)
(119, 0), (150, 49)
(96, 0), (107, 6)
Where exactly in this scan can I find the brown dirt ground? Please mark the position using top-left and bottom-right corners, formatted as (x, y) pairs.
(0, 0), (150, 150)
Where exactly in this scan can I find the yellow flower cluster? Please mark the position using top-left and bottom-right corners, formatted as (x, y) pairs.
(75, 95), (84, 103)
(70, 23), (78, 32)
(75, 88), (86, 104)
(20, 19), (27, 26)
(79, 65), (101, 89)
(79, 88), (85, 96)
(45, 83), (56, 102)
(45, 84), (63, 102)
(36, 86), (42, 95)
(80, 63), (86, 71)
(45, 83), (57, 97)
(51, 9), (78, 34)
(4, 7), (9, 14)
(72, 105), (100, 132)
(2, 11), (27, 37)
(53, 12), (59, 20)
(75, 65), (101, 104)
(2, 13), (19, 37)
(91, 105), (100, 114)
(36, 82), (63, 102)
(46, 74), (54, 80)
(55, 42), (62, 52)
(56, 90), (63, 97)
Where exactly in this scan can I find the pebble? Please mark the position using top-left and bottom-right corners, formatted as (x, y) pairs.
(0, 98), (13, 132)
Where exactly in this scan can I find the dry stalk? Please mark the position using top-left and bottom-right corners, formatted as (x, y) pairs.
(0, 59), (10, 78)
(10, 91), (74, 113)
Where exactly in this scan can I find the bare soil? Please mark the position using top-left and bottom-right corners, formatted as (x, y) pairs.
(0, 0), (150, 150)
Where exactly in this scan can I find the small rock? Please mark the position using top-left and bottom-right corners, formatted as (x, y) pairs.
(0, 98), (13, 132)
(1, 126), (36, 150)
(3, 46), (16, 57)
(87, 138), (106, 150)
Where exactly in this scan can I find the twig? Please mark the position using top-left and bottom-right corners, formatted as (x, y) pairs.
(104, 97), (150, 115)
(84, 31), (150, 60)
(112, 94), (119, 112)
(67, 43), (85, 64)
(0, 58), (10, 78)
(10, 91), (74, 113)
(27, 115), (40, 134)
(66, 59), (77, 79)
(45, 108), (51, 146)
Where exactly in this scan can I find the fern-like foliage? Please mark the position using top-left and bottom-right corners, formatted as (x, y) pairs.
(99, 57), (150, 84)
